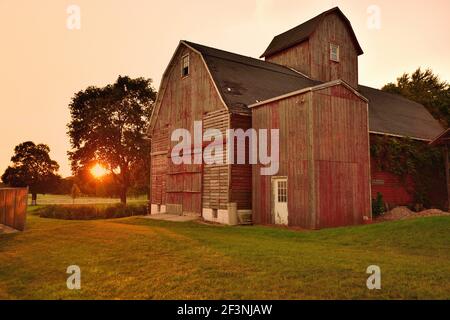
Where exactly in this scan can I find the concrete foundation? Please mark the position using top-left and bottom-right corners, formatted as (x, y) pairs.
(151, 202), (252, 225)
(150, 204), (167, 215)
(202, 203), (251, 225)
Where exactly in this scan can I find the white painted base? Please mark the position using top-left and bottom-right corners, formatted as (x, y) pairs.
(150, 204), (167, 215)
(151, 203), (253, 225)
(202, 205), (252, 226)
(202, 208), (232, 225)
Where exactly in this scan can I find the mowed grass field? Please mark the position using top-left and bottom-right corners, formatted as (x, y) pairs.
(0, 208), (449, 300)
(28, 194), (147, 206)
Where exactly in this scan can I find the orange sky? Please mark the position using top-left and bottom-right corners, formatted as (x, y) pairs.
(1, 0), (449, 177)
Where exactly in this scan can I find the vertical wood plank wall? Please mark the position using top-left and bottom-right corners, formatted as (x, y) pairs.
(266, 41), (311, 76)
(252, 92), (312, 226)
(309, 13), (359, 88)
(150, 45), (228, 214)
(370, 169), (414, 206)
(0, 188), (28, 231)
(313, 86), (370, 228)
(229, 114), (253, 210)
(252, 84), (370, 229)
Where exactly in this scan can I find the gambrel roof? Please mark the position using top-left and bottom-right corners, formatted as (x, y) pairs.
(260, 7), (364, 58)
(184, 41), (320, 114)
(182, 41), (443, 140)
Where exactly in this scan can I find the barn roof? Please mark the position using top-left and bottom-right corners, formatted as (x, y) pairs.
(184, 41), (320, 114)
(183, 41), (443, 141)
(260, 7), (364, 58)
(359, 85), (444, 141)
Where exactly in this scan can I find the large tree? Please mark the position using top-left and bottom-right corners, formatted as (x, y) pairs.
(67, 76), (156, 204)
(1, 141), (60, 205)
(382, 68), (450, 127)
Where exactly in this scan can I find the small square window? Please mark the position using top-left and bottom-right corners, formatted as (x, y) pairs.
(181, 54), (190, 77)
(330, 43), (340, 62)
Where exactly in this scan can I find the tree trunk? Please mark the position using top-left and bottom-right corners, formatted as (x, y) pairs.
(31, 193), (37, 206)
(120, 187), (127, 205)
(119, 164), (129, 205)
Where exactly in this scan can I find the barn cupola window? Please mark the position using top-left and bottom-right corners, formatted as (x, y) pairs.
(181, 54), (190, 77)
(330, 43), (340, 62)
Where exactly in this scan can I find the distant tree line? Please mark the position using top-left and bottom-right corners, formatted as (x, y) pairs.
(54, 171), (149, 198)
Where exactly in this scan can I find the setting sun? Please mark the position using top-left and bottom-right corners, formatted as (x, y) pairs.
(90, 164), (108, 179)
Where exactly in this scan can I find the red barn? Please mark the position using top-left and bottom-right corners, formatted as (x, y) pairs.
(147, 7), (445, 229)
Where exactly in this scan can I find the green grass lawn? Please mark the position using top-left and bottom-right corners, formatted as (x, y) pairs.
(0, 212), (449, 300)
(28, 194), (148, 206)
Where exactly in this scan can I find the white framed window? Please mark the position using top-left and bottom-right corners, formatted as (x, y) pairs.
(330, 43), (340, 62)
(277, 180), (287, 203)
(181, 54), (190, 77)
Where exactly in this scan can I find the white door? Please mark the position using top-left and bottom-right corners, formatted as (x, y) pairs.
(273, 178), (288, 225)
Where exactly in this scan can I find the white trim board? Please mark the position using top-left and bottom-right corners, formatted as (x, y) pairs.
(248, 79), (368, 109)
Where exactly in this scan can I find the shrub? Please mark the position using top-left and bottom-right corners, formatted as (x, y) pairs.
(36, 203), (147, 220)
(372, 192), (385, 217)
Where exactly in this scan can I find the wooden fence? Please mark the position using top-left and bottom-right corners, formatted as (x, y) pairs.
(0, 188), (28, 231)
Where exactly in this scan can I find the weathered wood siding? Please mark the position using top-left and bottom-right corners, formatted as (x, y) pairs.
(312, 86), (370, 228)
(371, 168), (414, 206)
(202, 109), (230, 210)
(151, 125), (169, 205)
(265, 12), (359, 88)
(0, 188), (28, 231)
(150, 45), (228, 214)
(252, 84), (370, 229)
(252, 92), (311, 226)
(266, 41), (311, 76)
(229, 114), (253, 210)
(310, 13), (359, 88)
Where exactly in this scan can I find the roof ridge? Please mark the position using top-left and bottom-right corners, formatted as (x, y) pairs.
(261, 7), (363, 57)
(271, 7), (332, 41)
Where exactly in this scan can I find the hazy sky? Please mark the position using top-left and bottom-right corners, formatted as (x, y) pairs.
(1, 0), (449, 177)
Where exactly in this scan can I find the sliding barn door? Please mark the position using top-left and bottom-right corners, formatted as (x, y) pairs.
(166, 117), (202, 216)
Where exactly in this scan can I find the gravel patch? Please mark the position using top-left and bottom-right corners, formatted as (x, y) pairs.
(375, 206), (450, 222)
